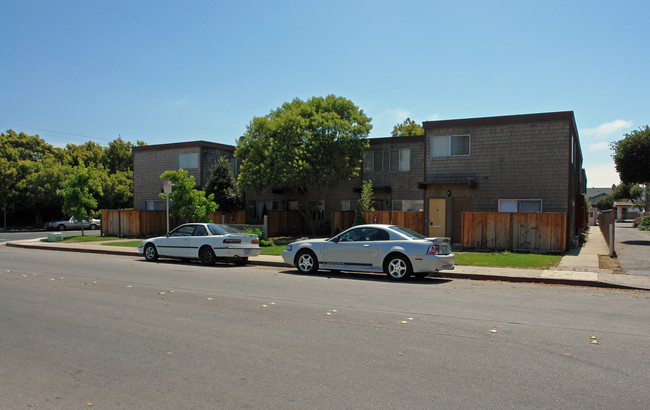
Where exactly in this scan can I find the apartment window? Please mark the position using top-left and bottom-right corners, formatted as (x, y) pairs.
(392, 199), (424, 211)
(390, 149), (410, 172)
(498, 199), (542, 213)
(363, 150), (383, 172)
(144, 200), (165, 211)
(178, 153), (199, 169)
(431, 135), (470, 157)
(309, 200), (325, 220)
(341, 200), (355, 211)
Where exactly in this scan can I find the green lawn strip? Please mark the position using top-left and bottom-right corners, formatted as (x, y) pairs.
(261, 245), (287, 256)
(455, 251), (561, 269)
(103, 240), (143, 247)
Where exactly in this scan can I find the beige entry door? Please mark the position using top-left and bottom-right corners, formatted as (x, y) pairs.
(428, 198), (446, 237)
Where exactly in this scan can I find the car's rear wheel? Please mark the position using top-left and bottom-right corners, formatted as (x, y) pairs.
(384, 254), (412, 281)
(144, 243), (158, 262)
(199, 246), (216, 266)
(58, 225), (66, 231)
(296, 250), (318, 274)
(89, 224), (98, 230)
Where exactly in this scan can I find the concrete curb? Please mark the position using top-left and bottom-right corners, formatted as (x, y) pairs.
(4, 240), (649, 291)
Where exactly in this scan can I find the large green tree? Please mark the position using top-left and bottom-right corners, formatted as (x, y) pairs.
(58, 165), (103, 236)
(160, 169), (218, 223)
(612, 125), (650, 210)
(391, 117), (424, 137)
(236, 95), (372, 234)
(204, 157), (243, 213)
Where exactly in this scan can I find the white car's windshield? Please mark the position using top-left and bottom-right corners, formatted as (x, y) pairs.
(390, 225), (425, 239)
(208, 224), (243, 235)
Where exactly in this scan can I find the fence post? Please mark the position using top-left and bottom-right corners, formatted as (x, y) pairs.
(263, 215), (269, 240)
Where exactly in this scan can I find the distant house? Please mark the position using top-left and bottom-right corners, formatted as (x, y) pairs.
(132, 141), (236, 211)
(587, 187), (614, 204)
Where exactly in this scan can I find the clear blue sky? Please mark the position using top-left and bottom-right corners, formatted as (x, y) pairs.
(2, 0), (648, 187)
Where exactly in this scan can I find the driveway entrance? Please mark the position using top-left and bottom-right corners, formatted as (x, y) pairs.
(615, 222), (650, 276)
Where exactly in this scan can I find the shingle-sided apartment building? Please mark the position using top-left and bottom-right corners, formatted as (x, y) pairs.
(133, 141), (236, 211)
(131, 111), (586, 247)
(420, 111), (586, 245)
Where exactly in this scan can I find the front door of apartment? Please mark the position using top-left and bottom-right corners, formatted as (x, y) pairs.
(428, 198), (446, 237)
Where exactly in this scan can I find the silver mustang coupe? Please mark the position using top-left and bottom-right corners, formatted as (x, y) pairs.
(282, 224), (454, 281)
(139, 223), (261, 266)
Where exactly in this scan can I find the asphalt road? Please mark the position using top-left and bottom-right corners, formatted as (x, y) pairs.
(615, 222), (650, 276)
(1, 246), (648, 409)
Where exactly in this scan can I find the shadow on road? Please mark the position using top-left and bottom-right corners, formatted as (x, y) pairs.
(278, 269), (453, 285)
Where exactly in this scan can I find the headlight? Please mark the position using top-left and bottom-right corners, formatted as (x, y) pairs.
(286, 245), (293, 251)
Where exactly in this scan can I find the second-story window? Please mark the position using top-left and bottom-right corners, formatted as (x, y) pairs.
(390, 149), (410, 172)
(363, 150), (383, 172)
(431, 135), (470, 157)
(178, 153), (199, 169)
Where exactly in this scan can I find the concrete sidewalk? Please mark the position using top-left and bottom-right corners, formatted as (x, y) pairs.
(4, 233), (649, 291)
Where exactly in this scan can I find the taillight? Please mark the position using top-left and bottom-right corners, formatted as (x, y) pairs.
(223, 239), (241, 244)
(427, 245), (439, 255)
(252, 239), (259, 244)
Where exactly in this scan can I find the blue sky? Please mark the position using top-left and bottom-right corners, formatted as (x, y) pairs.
(2, 0), (648, 187)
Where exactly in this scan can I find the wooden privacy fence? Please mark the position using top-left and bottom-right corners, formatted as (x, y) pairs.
(598, 209), (615, 257)
(332, 211), (424, 235)
(101, 209), (167, 237)
(461, 212), (567, 252)
(101, 209), (247, 237)
(267, 210), (307, 237)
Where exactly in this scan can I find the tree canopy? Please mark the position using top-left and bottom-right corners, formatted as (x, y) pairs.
(1, 129), (142, 227)
(612, 125), (649, 209)
(160, 169), (218, 223)
(58, 165), (103, 236)
(391, 117), (424, 137)
(236, 95), (372, 233)
(204, 157), (243, 213)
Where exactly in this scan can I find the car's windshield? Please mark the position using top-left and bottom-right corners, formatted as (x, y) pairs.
(207, 224), (242, 235)
(390, 225), (425, 239)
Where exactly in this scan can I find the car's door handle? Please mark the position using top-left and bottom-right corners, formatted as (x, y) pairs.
(363, 244), (370, 247)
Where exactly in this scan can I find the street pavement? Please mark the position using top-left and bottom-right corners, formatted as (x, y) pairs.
(614, 221), (650, 276)
(4, 228), (649, 291)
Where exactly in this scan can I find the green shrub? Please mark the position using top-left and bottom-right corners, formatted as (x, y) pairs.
(637, 215), (650, 231)
(242, 227), (274, 246)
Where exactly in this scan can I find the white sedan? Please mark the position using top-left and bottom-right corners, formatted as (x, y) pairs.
(139, 223), (261, 266)
(282, 224), (455, 281)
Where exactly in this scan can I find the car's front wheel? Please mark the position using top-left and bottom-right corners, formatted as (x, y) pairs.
(296, 250), (318, 274)
(89, 224), (98, 230)
(144, 243), (158, 262)
(199, 246), (216, 266)
(57, 225), (66, 231)
(384, 254), (412, 281)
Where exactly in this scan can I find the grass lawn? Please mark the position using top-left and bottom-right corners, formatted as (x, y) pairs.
(103, 240), (144, 247)
(261, 244), (287, 256)
(455, 251), (561, 269)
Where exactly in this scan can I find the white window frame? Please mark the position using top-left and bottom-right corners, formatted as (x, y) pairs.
(389, 148), (410, 172)
(431, 135), (471, 157)
(178, 153), (199, 169)
(498, 199), (543, 213)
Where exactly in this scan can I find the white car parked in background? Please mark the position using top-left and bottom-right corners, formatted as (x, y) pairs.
(282, 224), (454, 281)
(139, 223), (261, 266)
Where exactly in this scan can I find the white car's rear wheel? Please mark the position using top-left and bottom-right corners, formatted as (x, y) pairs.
(296, 250), (318, 274)
(199, 246), (216, 266)
(385, 254), (412, 281)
